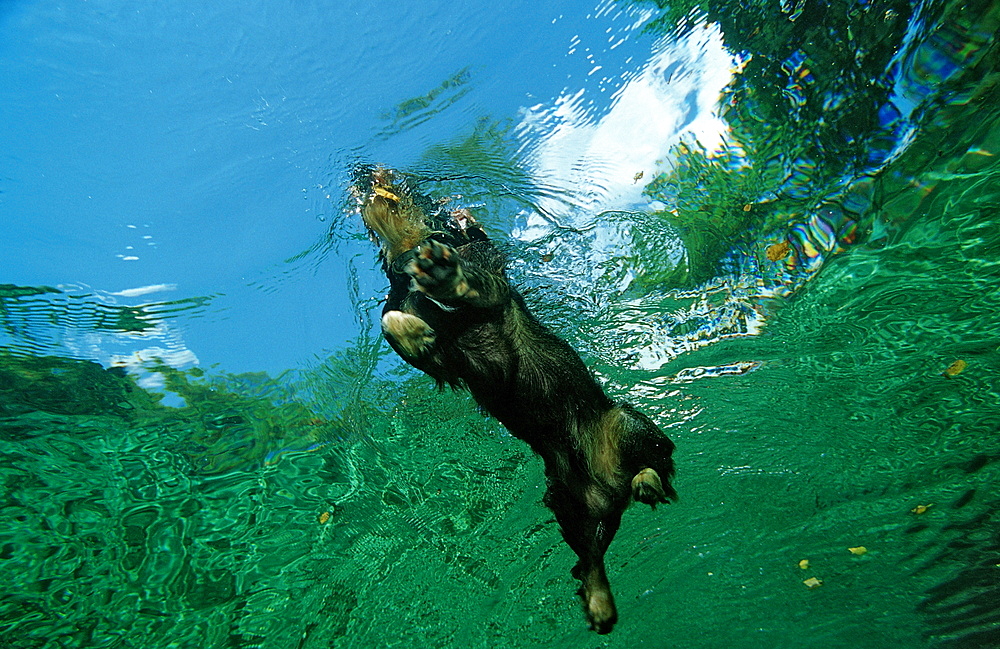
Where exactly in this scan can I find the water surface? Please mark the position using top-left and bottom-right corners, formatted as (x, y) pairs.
(1, 0), (999, 647)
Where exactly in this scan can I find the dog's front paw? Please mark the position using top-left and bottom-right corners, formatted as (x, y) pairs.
(382, 311), (435, 357)
(406, 240), (479, 301)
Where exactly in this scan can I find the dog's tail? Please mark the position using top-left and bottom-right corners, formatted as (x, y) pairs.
(352, 166), (432, 263)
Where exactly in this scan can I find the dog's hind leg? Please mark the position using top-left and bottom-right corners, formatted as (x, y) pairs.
(544, 481), (623, 634)
(619, 404), (678, 508)
(631, 468), (670, 507)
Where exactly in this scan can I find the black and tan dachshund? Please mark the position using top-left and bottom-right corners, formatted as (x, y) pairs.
(352, 166), (677, 634)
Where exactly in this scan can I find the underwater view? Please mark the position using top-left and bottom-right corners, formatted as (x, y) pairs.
(2, 0), (999, 647)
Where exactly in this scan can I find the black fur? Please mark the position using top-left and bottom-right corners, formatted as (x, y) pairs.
(353, 167), (676, 634)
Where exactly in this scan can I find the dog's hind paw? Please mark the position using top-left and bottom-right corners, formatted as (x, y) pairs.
(406, 240), (479, 301)
(584, 588), (618, 634)
(631, 467), (670, 508)
(382, 311), (435, 357)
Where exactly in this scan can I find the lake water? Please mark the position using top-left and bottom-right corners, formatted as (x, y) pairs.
(1, 0), (999, 647)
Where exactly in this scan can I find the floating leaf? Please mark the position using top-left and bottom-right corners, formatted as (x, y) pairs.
(374, 186), (401, 202)
(766, 241), (791, 261)
(943, 359), (967, 377)
(803, 577), (823, 589)
(848, 546), (867, 556)
(798, 559), (810, 570)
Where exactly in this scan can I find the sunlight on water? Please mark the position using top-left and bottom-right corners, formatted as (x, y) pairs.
(0, 284), (205, 373)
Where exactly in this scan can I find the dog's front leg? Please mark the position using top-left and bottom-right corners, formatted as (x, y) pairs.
(405, 240), (508, 309)
(381, 310), (436, 358)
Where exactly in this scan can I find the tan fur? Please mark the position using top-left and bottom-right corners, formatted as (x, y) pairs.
(358, 169), (431, 262)
(583, 407), (624, 484)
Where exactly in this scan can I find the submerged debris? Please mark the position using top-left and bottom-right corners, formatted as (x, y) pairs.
(911, 503), (934, 515)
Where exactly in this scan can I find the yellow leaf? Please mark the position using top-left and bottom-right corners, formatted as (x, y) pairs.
(766, 241), (791, 262)
(373, 186), (401, 202)
(943, 359), (967, 377)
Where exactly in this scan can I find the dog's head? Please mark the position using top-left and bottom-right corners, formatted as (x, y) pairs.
(351, 166), (431, 263)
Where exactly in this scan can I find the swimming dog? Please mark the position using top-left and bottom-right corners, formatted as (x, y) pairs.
(352, 166), (676, 634)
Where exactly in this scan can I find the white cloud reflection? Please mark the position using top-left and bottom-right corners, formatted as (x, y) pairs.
(109, 283), (178, 298)
(515, 21), (737, 222)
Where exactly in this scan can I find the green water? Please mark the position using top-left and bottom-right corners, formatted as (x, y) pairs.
(3, 0), (1000, 647)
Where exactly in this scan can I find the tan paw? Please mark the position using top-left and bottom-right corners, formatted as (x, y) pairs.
(382, 311), (435, 357)
(585, 588), (618, 634)
(631, 467), (669, 508)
